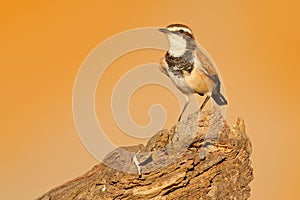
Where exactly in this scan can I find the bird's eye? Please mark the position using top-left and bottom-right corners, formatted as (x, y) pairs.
(179, 29), (184, 33)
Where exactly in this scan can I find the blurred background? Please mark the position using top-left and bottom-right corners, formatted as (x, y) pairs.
(1, 1), (299, 199)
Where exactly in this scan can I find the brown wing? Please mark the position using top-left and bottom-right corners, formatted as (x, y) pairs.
(195, 48), (221, 90)
(195, 48), (228, 105)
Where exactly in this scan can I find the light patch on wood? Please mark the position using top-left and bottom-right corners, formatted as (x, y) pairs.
(133, 154), (141, 176)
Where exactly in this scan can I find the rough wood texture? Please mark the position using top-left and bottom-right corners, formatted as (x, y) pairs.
(38, 108), (253, 200)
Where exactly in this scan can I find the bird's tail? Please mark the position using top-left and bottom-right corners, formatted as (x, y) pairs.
(211, 91), (228, 106)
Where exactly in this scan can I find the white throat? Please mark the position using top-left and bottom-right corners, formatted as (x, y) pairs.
(167, 34), (187, 57)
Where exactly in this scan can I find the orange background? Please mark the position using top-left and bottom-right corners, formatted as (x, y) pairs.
(1, 1), (300, 199)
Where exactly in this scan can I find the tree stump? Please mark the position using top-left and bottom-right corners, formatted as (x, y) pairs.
(37, 108), (253, 200)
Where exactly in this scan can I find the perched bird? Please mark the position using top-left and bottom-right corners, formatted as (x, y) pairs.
(159, 24), (227, 121)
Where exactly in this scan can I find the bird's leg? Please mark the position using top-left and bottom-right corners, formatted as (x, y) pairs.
(178, 95), (190, 121)
(200, 96), (211, 111)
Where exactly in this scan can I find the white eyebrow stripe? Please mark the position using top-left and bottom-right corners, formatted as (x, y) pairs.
(167, 27), (192, 35)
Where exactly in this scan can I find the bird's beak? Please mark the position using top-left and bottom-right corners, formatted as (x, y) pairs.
(159, 28), (169, 34)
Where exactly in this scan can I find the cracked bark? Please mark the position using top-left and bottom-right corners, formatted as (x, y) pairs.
(37, 108), (254, 200)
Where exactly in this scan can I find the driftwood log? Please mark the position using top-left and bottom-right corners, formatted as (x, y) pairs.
(38, 108), (253, 200)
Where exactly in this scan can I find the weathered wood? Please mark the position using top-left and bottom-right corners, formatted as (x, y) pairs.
(38, 108), (253, 200)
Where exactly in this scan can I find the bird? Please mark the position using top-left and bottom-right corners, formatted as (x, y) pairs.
(159, 24), (228, 121)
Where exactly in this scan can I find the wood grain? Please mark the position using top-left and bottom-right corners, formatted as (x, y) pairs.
(37, 108), (253, 200)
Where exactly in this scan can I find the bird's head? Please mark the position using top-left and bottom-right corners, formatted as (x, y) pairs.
(159, 24), (195, 57)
